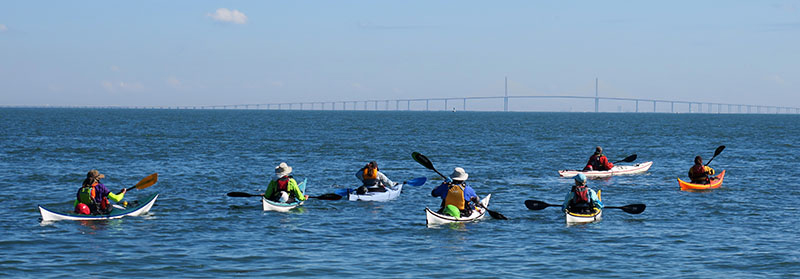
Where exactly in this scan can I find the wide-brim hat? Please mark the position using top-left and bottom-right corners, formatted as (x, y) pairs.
(450, 167), (469, 181)
(87, 169), (105, 179)
(274, 162), (293, 177)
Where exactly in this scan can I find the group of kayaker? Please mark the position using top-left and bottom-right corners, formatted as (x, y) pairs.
(69, 146), (717, 218)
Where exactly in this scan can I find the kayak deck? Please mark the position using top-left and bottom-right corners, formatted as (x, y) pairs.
(425, 194), (491, 226)
(565, 207), (602, 224)
(262, 178), (307, 212)
(678, 170), (726, 191)
(559, 161), (653, 178)
(348, 184), (402, 202)
(39, 193), (159, 221)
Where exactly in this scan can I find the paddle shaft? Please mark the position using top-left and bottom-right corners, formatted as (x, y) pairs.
(705, 145), (725, 166)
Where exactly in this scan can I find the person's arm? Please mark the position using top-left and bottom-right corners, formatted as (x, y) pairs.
(355, 168), (364, 181)
(705, 166), (715, 176)
(589, 189), (603, 208)
(264, 180), (277, 197)
(288, 179), (306, 201)
(562, 192), (573, 210)
(107, 190), (125, 202)
(377, 172), (396, 188)
(603, 156), (614, 169)
(431, 184), (445, 197)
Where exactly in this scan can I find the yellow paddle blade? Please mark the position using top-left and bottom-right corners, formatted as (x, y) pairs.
(132, 173), (158, 190)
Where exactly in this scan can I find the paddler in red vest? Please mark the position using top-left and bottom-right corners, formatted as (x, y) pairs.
(431, 167), (479, 218)
(562, 173), (603, 214)
(688, 156), (715, 184)
(74, 169), (127, 215)
(264, 162), (308, 203)
(355, 161), (399, 194)
(583, 146), (614, 171)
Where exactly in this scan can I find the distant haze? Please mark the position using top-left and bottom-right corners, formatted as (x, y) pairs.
(1, 1), (798, 109)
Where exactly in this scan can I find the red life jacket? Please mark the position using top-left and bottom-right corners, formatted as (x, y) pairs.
(276, 176), (290, 192)
(573, 185), (590, 204)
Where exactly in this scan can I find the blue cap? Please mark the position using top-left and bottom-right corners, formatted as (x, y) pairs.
(574, 173), (587, 184)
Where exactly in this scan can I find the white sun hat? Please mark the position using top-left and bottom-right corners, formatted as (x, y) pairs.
(449, 167), (469, 181)
(274, 162), (293, 177)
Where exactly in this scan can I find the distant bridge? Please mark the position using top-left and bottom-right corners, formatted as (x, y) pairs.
(4, 78), (799, 114)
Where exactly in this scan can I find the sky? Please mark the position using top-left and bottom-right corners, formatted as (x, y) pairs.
(1, 1), (798, 109)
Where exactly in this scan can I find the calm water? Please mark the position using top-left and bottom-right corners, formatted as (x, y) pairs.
(1, 109), (798, 278)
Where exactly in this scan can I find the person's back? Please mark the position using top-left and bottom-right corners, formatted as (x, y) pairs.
(688, 156), (715, 184)
(265, 162), (307, 203)
(74, 170), (126, 215)
(563, 173), (603, 213)
(355, 161), (396, 194)
(584, 146), (614, 171)
(431, 167), (478, 218)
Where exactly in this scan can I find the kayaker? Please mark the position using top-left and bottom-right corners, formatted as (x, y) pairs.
(264, 162), (308, 203)
(74, 170), (127, 215)
(688, 156), (715, 184)
(562, 173), (603, 214)
(431, 167), (480, 218)
(584, 146), (614, 171)
(355, 161), (399, 194)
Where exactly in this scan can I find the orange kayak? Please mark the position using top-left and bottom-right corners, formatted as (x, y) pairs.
(678, 170), (726, 191)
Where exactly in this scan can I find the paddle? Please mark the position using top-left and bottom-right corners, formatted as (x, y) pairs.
(612, 154), (637, 164)
(411, 152), (508, 220)
(123, 173), (158, 192)
(704, 145), (725, 166)
(524, 200), (646, 214)
(226, 192), (341, 200)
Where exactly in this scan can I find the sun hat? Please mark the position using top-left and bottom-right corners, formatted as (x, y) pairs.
(274, 162), (293, 177)
(574, 173), (587, 184)
(449, 167), (469, 181)
(87, 169), (105, 179)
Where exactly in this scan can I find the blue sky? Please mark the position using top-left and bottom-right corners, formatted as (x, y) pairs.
(1, 1), (798, 109)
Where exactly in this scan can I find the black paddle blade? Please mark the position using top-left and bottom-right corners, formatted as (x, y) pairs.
(412, 152), (435, 170)
(310, 193), (342, 200)
(714, 145), (726, 157)
(227, 192), (260, 197)
(524, 200), (558, 210)
(619, 204), (646, 214)
(621, 154), (637, 163)
(487, 209), (508, 220)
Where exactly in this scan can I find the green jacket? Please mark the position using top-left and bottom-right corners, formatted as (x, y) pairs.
(264, 177), (306, 201)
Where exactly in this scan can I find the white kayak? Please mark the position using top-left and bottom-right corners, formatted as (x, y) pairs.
(38, 193), (159, 221)
(558, 161), (653, 178)
(425, 194), (491, 226)
(262, 178), (307, 212)
(348, 184), (403, 202)
(565, 207), (603, 224)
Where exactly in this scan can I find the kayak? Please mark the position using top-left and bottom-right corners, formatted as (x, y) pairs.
(38, 193), (159, 221)
(425, 194), (491, 226)
(559, 161), (653, 178)
(348, 184), (403, 202)
(262, 178), (307, 212)
(565, 207), (602, 224)
(678, 170), (726, 191)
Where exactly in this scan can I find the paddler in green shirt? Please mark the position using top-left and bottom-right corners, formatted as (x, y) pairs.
(264, 162), (307, 203)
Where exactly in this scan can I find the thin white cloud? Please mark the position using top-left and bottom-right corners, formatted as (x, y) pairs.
(207, 8), (247, 24)
(0, 24), (7, 32)
(766, 75), (786, 85)
(110, 65), (120, 72)
(352, 83), (364, 89)
(101, 81), (144, 93)
(166, 76), (182, 88)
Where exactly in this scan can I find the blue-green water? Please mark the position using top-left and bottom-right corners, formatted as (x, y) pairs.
(1, 109), (798, 278)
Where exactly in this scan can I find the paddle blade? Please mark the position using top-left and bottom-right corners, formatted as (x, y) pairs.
(310, 193), (342, 200)
(412, 152), (435, 170)
(487, 209), (508, 220)
(524, 200), (557, 210)
(714, 145), (726, 157)
(619, 204), (646, 214)
(621, 154), (637, 163)
(132, 173), (158, 190)
(227, 192), (260, 197)
(405, 177), (427, 186)
(333, 188), (352, 197)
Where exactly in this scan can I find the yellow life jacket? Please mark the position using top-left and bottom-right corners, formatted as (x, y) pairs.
(362, 168), (379, 186)
(444, 183), (466, 210)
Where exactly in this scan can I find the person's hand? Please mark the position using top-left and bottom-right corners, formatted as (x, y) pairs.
(445, 177), (453, 183)
(304, 195), (309, 199)
(119, 188), (127, 194)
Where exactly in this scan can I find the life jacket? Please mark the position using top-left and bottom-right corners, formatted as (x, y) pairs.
(690, 165), (709, 182)
(444, 183), (466, 210)
(76, 183), (108, 213)
(589, 154), (606, 170)
(276, 176), (290, 192)
(362, 168), (379, 186)
(573, 185), (590, 205)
